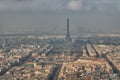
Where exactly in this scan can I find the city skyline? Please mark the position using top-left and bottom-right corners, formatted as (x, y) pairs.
(0, 1), (120, 80)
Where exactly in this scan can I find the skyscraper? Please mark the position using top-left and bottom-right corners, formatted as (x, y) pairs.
(66, 18), (71, 41)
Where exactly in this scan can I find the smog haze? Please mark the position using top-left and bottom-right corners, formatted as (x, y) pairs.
(0, 0), (120, 34)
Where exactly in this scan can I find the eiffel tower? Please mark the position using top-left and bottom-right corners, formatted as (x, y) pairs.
(66, 18), (71, 42)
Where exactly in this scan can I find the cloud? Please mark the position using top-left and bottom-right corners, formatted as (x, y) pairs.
(66, 0), (82, 11)
(0, 0), (65, 10)
(91, 0), (120, 11)
(0, 0), (120, 11)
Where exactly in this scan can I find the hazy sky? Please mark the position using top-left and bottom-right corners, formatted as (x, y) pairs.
(0, 0), (120, 34)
